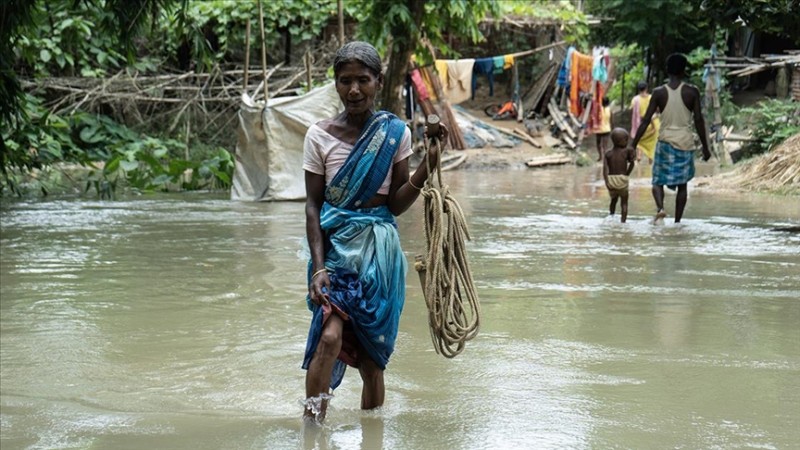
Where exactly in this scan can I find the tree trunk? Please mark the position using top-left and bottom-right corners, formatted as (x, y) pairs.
(381, 40), (412, 115)
(379, 0), (425, 116)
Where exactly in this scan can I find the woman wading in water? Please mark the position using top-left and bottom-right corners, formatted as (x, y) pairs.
(301, 41), (444, 422)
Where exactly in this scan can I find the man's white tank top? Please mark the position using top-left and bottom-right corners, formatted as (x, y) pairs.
(658, 82), (696, 150)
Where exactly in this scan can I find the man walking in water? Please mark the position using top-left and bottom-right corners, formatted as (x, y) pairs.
(630, 53), (711, 223)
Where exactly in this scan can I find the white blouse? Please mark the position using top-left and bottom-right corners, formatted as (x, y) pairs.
(302, 123), (413, 195)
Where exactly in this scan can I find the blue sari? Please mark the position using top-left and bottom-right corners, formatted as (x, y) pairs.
(302, 111), (408, 390)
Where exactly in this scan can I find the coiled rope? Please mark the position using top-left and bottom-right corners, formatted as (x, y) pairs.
(414, 126), (480, 358)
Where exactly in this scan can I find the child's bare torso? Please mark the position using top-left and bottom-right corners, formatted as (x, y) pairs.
(605, 146), (633, 175)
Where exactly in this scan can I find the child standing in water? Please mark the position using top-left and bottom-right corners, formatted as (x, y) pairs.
(603, 128), (636, 222)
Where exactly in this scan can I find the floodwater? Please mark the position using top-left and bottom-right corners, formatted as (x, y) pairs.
(1, 164), (799, 450)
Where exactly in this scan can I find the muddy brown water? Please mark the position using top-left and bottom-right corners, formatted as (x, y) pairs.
(1, 164), (798, 449)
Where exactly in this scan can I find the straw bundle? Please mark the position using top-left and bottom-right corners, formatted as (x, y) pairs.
(714, 132), (800, 194)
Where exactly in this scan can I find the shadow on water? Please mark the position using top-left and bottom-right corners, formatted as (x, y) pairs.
(1, 166), (799, 449)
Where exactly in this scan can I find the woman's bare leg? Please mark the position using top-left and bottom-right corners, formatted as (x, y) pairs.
(304, 314), (344, 421)
(358, 356), (385, 410)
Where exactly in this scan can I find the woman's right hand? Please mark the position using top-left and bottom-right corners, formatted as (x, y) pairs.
(309, 271), (330, 306)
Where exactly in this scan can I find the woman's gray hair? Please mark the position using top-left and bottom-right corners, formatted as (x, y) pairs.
(333, 41), (382, 76)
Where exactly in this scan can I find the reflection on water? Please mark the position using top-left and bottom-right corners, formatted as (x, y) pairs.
(1, 167), (799, 449)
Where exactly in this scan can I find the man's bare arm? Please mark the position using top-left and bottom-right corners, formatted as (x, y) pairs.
(690, 86), (711, 161)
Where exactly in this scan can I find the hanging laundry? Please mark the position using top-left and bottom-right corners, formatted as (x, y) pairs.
(445, 59), (475, 105)
(434, 59), (449, 95)
(569, 50), (593, 116)
(492, 55), (505, 75)
(503, 54), (514, 70)
(419, 65), (438, 101)
(409, 68), (430, 102)
(592, 46), (608, 83)
(472, 57), (495, 99)
(557, 46), (575, 88)
(589, 82), (605, 132)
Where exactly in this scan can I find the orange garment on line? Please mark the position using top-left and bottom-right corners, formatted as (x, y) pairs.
(569, 51), (593, 116)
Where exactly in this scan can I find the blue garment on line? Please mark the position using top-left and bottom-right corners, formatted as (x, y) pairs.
(492, 55), (505, 74)
(592, 53), (608, 83)
(472, 57), (495, 99)
(653, 140), (696, 190)
(557, 46), (575, 88)
(302, 111), (408, 391)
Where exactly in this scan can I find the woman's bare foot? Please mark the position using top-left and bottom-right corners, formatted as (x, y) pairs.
(653, 209), (667, 224)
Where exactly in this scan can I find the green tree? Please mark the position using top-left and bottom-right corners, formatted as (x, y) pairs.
(2, 0), (183, 178)
(699, 0), (800, 45)
(585, 0), (711, 80)
(354, 0), (500, 115)
(586, 0), (799, 80)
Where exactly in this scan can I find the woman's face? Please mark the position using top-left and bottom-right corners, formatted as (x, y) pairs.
(335, 61), (382, 115)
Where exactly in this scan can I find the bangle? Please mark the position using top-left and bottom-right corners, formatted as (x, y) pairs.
(311, 268), (328, 279)
(408, 177), (422, 190)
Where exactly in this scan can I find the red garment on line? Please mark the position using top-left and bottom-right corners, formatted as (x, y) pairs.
(569, 51), (593, 116)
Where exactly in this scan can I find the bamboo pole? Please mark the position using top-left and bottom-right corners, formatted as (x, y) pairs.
(338, 0), (345, 46)
(258, 0), (268, 101)
(305, 49), (312, 92)
(509, 40), (566, 59)
(243, 19), (251, 92)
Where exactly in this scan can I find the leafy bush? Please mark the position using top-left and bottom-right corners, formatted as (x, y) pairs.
(606, 44), (644, 107)
(2, 96), (233, 197)
(735, 99), (800, 159)
(607, 61), (645, 107)
(14, 2), (126, 77)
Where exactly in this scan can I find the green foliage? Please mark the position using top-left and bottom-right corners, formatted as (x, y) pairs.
(14, 2), (125, 77)
(497, 0), (588, 47)
(2, 95), (79, 175)
(586, 0), (711, 78)
(2, 97), (233, 197)
(735, 99), (800, 159)
(605, 44), (645, 105)
(100, 138), (232, 195)
(607, 61), (645, 106)
(699, 0), (800, 45)
(163, 0), (339, 70)
(354, 0), (501, 62)
(1, 0), (37, 126)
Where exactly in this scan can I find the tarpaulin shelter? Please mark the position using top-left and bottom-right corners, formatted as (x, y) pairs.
(231, 82), (343, 201)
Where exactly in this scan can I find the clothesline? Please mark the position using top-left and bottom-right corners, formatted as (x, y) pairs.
(439, 40), (566, 63)
(405, 40), (569, 123)
(508, 41), (566, 59)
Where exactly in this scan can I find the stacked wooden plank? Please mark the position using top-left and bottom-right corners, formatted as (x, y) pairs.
(546, 99), (578, 149)
(722, 52), (800, 77)
(521, 62), (560, 116)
